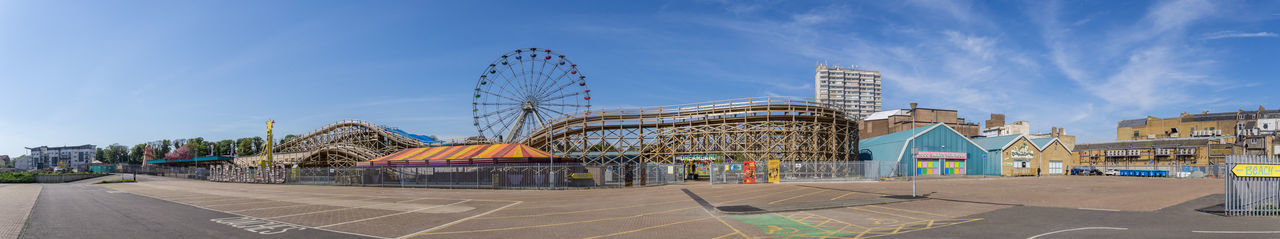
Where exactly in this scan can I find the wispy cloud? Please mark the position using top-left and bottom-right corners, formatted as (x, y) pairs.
(1039, 0), (1222, 111)
(1202, 31), (1279, 40)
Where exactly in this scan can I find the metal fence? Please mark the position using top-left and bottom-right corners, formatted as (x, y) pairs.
(708, 161), (884, 184)
(114, 163), (683, 189)
(1224, 155), (1280, 216)
(1068, 165), (1227, 178)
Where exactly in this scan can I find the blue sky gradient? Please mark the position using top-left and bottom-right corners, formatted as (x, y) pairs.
(2, 0), (1278, 156)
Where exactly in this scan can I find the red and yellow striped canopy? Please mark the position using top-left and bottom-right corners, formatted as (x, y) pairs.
(363, 144), (552, 165)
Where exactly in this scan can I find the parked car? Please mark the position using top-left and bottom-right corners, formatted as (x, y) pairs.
(1105, 169), (1118, 176)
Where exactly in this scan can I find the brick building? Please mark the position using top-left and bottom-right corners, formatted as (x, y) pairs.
(859, 103), (980, 139)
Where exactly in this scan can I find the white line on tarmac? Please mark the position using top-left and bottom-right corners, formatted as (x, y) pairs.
(1192, 231), (1280, 234)
(1028, 227), (1128, 239)
(319, 200), (473, 228)
(397, 201), (523, 239)
(1076, 208), (1120, 212)
(265, 197), (437, 219)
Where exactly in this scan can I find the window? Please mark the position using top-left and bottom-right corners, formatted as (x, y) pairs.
(1133, 131), (1139, 138)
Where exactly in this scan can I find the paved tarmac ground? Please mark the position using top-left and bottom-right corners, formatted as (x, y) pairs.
(14, 174), (1280, 238)
(19, 176), (361, 239)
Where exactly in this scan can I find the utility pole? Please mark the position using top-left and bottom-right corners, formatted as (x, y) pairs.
(911, 111), (917, 198)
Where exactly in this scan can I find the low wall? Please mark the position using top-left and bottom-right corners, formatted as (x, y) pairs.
(34, 174), (109, 183)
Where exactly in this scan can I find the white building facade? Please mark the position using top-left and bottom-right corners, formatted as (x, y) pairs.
(983, 121), (1031, 137)
(25, 145), (96, 171)
(815, 64), (882, 119)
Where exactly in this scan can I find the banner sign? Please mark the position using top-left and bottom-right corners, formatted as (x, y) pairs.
(767, 160), (781, 183)
(742, 161), (756, 184)
(675, 154), (720, 161)
(1232, 164), (1280, 177)
(915, 151), (966, 159)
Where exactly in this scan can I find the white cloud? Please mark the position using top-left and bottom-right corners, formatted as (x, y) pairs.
(1202, 31), (1279, 40)
(1040, 0), (1222, 111)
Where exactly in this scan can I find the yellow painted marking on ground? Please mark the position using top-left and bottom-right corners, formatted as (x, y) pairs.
(860, 218), (984, 239)
(479, 199), (687, 219)
(849, 207), (929, 221)
(830, 192), (856, 201)
(581, 217), (713, 239)
(768, 189), (828, 205)
(414, 206), (698, 236)
(867, 205), (949, 217)
(697, 191), (747, 239)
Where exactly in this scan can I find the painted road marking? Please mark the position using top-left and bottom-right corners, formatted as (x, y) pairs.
(210, 216), (308, 235)
(1077, 208), (1120, 212)
(867, 205), (949, 218)
(120, 187), (393, 239)
(581, 217), (713, 239)
(1027, 227), (1128, 239)
(768, 189), (828, 204)
(849, 207), (929, 221)
(319, 200), (472, 228)
(398, 201), (522, 238)
(409, 205), (696, 236)
(265, 197), (435, 219)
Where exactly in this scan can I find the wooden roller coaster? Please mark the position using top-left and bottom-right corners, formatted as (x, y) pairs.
(235, 119), (428, 167)
(522, 97), (859, 165)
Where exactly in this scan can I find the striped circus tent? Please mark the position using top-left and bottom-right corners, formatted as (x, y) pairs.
(356, 144), (555, 166)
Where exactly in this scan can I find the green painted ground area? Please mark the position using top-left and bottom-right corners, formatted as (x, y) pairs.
(730, 214), (852, 238)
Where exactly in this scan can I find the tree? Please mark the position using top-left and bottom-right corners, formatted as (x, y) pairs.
(587, 142), (615, 152)
(236, 138), (255, 156)
(216, 139), (234, 156)
(129, 144), (146, 164)
(252, 137), (264, 153)
(103, 144), (129, 164)
(95, 148), (106, 163)
(279, 134), (298, 145)
(157, 139), (172, 157)
(186, 137), (206, 156)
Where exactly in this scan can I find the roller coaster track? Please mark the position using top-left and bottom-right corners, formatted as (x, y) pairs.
(523, 97), (859, 165)
(235, 119), (428, 167)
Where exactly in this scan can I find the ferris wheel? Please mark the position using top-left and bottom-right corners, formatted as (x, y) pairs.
(473, 48), (591, 143)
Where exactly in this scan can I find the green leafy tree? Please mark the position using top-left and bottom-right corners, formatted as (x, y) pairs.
(279, 134), (298, 145)
(186, 137), (206, 156)
(95, 148), (106, 163)
(104, 144), (129, 164)
(236, 138), (254, 156)
(129, 144), (146, 164)
(252, 137), (264, 153)
(216, 140), (234, 156)
(587, 142), (614, 152)
(157, 139), (172, 157)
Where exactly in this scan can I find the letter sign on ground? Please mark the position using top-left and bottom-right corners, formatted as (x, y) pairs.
(1231, 164), (1280, 177)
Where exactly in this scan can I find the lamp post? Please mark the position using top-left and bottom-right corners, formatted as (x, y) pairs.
(911, 113), (917, 198)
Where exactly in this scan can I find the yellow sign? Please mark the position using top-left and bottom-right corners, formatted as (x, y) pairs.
(767, 160), (781, 183)
(1232, 164), (1280, 177)
(570, 173), (593, 179)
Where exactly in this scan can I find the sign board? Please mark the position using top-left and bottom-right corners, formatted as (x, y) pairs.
(570, 173), (593, 179)
(767, 160), (781, 183)
(1009, 145), (1035, 159)
(916, 151), (966, 159)
(1231, 164), (1280, 177)
(742, 161), (756, 184)
(667, 166), (674, 174)
(675, 154), (720, 161)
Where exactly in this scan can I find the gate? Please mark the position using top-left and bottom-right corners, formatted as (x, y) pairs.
(1224, 155), (1280, 216)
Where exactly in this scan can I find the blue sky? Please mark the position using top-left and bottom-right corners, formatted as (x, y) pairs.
(2, 0), (1278, 157)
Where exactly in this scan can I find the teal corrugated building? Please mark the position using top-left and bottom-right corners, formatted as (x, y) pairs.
(857, 123), (992, 176)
